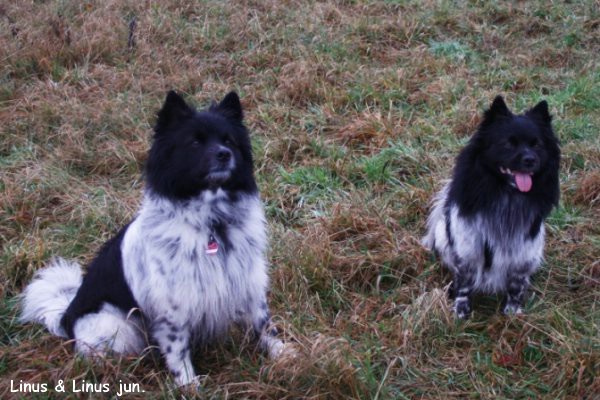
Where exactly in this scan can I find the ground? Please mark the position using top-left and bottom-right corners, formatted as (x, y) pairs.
(0, 1), (599, 399)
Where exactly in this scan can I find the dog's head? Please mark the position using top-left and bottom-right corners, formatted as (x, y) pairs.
(146, 91), (257, 199)
(475, 96), (560, 193)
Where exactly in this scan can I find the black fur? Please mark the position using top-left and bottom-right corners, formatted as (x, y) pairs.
(424, 95), (561, 319)
(483, 241), (493, 271)
(61, 226), (138, 338)
(21, 90), (287, 386)
(448, 95), (560, 222)
(146, 91), (257, 199)
(60, 91), (254, 338)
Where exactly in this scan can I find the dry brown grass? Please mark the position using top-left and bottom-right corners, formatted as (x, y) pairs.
(1, 0), (599, 399)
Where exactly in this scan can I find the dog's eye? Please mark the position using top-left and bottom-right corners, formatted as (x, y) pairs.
(530, 139), (541, 147)
(224, 138), (234, 146)
(191, 140), (201, 147)
(507, 136), (518, 147)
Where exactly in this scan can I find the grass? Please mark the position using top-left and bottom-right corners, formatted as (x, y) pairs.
(1, 0), (599, 398)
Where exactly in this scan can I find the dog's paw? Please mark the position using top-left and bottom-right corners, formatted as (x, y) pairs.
(263, 337), (298, 359)
(503, 303), (524, 316)
(174, 373), (201, 389)
(265, 337), (285, 359)
(270, 342), (300, 364)
(277, 342), (300, 359)
(454, 298), (472, 320)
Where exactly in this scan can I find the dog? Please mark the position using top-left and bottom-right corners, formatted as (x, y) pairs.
(422, 96), (560, 319)
(21, 91), (286, 386)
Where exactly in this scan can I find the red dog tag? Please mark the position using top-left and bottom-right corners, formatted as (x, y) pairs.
(206, 235), (218, 255)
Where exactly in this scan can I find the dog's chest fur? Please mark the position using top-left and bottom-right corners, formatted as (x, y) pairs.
(121, 189), (268, 340)
(425, 183), (545, 293)
(447, 203), (544, 290)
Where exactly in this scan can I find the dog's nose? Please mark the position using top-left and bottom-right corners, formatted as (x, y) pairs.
(217, 148), (232, 162)
(522, 154), (537, 169)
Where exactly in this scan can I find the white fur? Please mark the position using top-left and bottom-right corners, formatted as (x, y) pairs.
(118, 189), (276, 385)
(21, 188), (281, 386)
(20, 259), (145, 354)
(423, 182), (544, 294)
(123, 189), (268, 332)
(20, 258), (81, 338)
(73, 304), (146, 356)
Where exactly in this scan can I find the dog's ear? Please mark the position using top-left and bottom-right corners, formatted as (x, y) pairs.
(483, 95), (511, 123)
(526, 100), (552, 125)
(214, 91), (243, 122)
(155, 91), (194, 133)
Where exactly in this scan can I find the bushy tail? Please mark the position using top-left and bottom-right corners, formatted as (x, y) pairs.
(421, 180), (450, 250)
(20, 258), (83, 338)
(21, 258), (146, 356)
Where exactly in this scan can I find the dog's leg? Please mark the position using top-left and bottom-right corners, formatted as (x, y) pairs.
(503, 271), (529, 315)
(152, 320), (197, 387)
(453, 268), (476, 319)
(245, 300), (284, 358)
(448, 278), (457, 300)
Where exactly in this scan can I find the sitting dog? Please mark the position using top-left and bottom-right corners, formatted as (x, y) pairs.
(422, 96), (560, 318)
(21, 91), (285, 385)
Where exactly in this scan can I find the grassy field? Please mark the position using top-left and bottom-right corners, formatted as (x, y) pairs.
(1, 0), (599, 398)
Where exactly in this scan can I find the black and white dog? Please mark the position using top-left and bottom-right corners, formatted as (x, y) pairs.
(21, 91), (286, 386)
(422, 96), (560, 319)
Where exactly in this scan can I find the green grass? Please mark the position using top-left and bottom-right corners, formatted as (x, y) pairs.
(1, 0), (599, 399)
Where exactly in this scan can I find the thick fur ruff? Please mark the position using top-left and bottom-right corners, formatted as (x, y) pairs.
(20, 91), (284, 386)
(423, 96), (560, 318)
(121, 189), (283, 384)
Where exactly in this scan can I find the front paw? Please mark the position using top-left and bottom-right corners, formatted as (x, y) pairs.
(503, 302), (524, 316)
(264, 336), (285, 358)
(261, 336), (298, 359)
(454, 297), (471, 319)
(274, 341), (299, 359)
(174, 373), (201, 389)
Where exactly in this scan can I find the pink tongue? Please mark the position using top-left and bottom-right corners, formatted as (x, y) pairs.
(514, 173), (532, 192)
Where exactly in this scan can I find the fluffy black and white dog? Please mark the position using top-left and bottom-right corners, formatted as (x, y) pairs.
(21, 91), (286, 386)
(422, 96), (560, 319)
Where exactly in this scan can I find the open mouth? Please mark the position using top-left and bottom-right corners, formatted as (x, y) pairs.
(499, 167), (533, 193)
(206, 157), (235, 185)
(206, 169), (232, 184)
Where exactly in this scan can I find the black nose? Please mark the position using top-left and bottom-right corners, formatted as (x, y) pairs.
(217, 148), (232, 162)
(522, 154), (537, 169)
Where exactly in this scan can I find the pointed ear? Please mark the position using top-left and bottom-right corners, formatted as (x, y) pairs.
(527, 100), (551, 124)
(155, 91), (194, 133)
(214, 91), (243, 122)
(483, 95), (511, 123)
